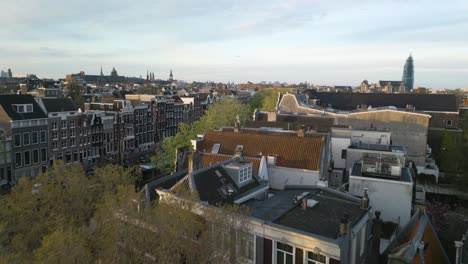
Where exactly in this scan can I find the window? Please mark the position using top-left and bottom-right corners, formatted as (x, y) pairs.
(24, 151), (31, 166)
(62, 141), (67, 149)
(52, 122), (58, 130)
(70, 120), (75, 128)
(307, 252), (326, 264)
(40, 130), (46, 143)
(32, 131), (38, 144)
(41, 148), (47, 162)
(33, 149), (39, 164)
(13, 104), (33, 113)
(14, 134), (21, 147)
(70, 139), (75, 147)
(276, 242), (293, 264)
(70, 130), (75, 137)
(15, 152), (22, 167)
(52, 132), (58, 140)
(341, 149), (347, 159)
(329, 258), (340, 264)
(61, 120), (67, 129)
(239, 166), (252, 184)
(23, 133), (30, 146)
(62, 130), (67, 138)
(53, 142), (58, 150)
(446, 120), (452, 127)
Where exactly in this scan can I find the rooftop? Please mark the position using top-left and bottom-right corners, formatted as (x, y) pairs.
(351, 162), (412, 183)
(309, 91), (458, 112)
(40, 97), (77, 113)
(0, 94), (47, 120)
(199, 130), (325, 171)
(245, 188), (368, 239)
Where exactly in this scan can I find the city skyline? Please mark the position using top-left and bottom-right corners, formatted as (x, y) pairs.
(1, 0), (468, 88)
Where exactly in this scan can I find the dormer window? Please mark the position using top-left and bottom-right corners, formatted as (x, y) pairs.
(13, 104), (33, 113)
(239, 165), (252, 184)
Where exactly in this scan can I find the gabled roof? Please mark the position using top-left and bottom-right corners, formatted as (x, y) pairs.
(199, 130), (324, 171)
(385, 209), (450, 264)
(0, 94), (47, 120)
(40, 98), (77, 113)
(309, 91), (458, 112)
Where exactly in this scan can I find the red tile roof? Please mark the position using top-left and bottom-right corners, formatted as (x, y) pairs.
(199, 130), (324, 171)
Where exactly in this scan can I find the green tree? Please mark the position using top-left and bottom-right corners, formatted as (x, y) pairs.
(65, 81), (86, 109)
(153, 98), (252, 174)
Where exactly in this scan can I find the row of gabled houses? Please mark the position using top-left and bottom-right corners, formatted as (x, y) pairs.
(0, 93), (207, 186)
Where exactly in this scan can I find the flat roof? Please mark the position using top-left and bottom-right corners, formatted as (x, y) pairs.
(245, 188), (368, 239)
(351, 163), (412, 183)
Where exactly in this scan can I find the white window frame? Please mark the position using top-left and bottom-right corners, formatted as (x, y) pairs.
(306, 251), (326, 264)
(275, 241), (294, 264)
(61, 120), (67, 129)
(239, 166), (252, 184)
(52, 122), (58, 130)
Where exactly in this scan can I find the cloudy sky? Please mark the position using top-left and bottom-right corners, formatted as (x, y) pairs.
(1, 0), (467, 88)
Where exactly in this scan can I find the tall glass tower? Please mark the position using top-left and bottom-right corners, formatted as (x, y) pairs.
(402, 54), (414, 91)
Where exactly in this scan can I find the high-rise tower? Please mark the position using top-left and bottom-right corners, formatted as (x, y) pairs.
(402, 54), (414, 91)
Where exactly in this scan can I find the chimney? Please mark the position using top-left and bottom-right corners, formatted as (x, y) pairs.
(360, 188), (369, 209)
(187, 152), (194, 174)
(301, 198), (307, 210)
(19, 84), (28, 95)
(297, 125), (305, 137)
(340, 214), (349, 235)
(371, 211), (382, 264)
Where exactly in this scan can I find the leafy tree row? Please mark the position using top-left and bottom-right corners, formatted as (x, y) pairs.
(0, 162), (240, 263)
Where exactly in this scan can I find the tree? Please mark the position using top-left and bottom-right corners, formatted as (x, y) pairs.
(152, 98), (252, 174)
(65, 81), (86, 109)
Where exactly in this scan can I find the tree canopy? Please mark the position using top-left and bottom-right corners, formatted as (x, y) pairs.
(152, 98), (252, 174)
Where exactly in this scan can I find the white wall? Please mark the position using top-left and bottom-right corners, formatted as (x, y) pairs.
(268, 166), (320, 190)
(350, 130), (391, 145)
(331, 137), (351, 169)
(349, 176), (413, 226)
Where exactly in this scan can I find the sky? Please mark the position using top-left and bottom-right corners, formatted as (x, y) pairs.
(1, 0), (467, 88)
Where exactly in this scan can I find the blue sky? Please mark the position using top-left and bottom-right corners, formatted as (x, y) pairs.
(1, 0), (467, 88)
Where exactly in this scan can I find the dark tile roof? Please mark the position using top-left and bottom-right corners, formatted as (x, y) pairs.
(309, 91), (458, 112)
(199, 130), (324, 171)
(41, 98), (77, 113)
(200, 153), (261, 173)
(0, 94), (47, 120)
(191, 164), (261, 205)
(245, 188), (367, 239)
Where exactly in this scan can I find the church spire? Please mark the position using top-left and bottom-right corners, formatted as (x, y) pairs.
(169, 69), (173, 81)
(100, 66), (103, 76)
(147, 70), (149, 81)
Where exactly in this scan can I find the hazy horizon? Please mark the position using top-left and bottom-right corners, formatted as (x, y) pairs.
(1, 0), (467, 88)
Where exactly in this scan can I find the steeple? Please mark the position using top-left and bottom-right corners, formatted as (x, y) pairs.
(111, 67), (118, 77)
(147, 70), (149, 81)
(100, 66), (104, 76)
(402, 54), (414, 92)
(169, 69), (173, 81)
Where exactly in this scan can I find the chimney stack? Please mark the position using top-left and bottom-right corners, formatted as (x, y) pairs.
(297, 125), (305, 137)
(340, 214), (349, 235)
(360, 188), (369, 210)
(371, 211), (382, 264)
(301, 198), (307, 210)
